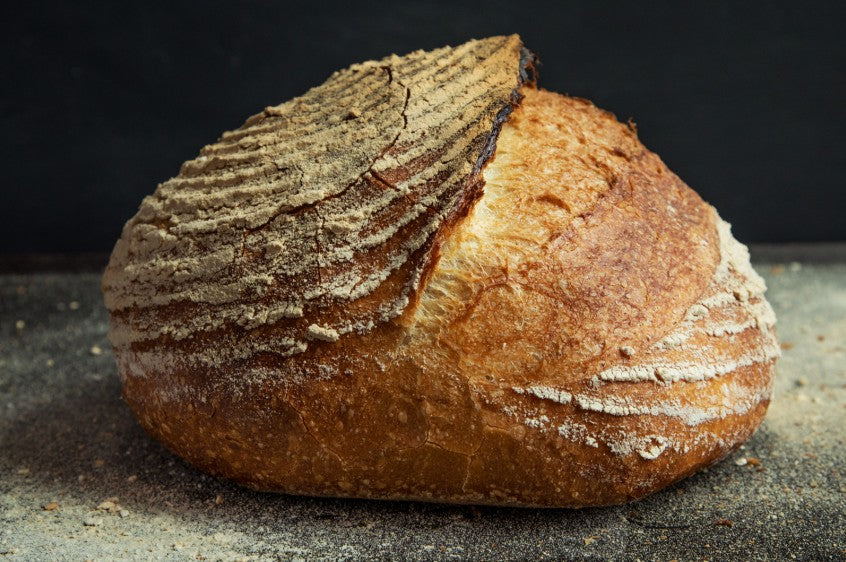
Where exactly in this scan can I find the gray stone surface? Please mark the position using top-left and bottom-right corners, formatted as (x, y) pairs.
(0, 252), (843, 560)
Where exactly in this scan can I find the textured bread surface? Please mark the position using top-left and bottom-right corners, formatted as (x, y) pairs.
(104, 36), (778, 507)
(103, 34), (530, 367)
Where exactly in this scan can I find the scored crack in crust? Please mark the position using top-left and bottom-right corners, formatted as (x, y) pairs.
(105, 36), (778, 507)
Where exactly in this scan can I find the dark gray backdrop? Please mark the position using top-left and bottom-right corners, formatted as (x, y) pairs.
(3, 0), (844, 252)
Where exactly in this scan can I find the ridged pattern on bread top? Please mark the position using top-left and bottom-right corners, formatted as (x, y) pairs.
(103, 35), (530, 365)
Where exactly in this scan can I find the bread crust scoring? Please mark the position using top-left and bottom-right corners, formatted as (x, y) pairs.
(104, 35), (531, 369)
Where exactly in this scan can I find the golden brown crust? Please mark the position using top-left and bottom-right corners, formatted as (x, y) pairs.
(109, 42), (778, 507)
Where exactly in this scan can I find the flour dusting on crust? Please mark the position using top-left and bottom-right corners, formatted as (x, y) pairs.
(509, 217), (779, 458)
(104, 36), (531, 372)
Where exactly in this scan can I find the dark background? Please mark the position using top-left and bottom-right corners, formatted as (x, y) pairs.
(3, 0), (844, 253)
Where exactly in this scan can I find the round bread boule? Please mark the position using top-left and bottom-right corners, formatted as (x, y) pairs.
(103, 35), (778, 507)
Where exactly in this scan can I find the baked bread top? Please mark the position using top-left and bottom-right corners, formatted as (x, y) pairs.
(104, 35), (532, 370)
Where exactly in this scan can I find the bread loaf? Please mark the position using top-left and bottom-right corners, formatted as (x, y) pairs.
(103, 35), (779, 507)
